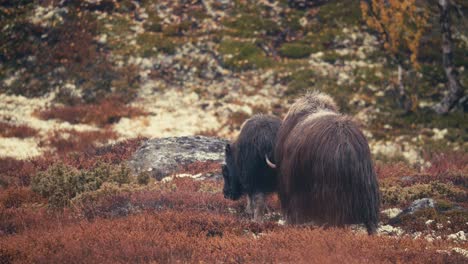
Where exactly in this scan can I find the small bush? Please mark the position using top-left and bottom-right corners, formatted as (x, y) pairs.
(136, 171), (150, 185)
(31, 163), (83, 208)
(72, 182), (133, 220)
(31, 163), (133, 208)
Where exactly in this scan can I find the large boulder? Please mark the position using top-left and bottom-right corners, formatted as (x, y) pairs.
(129, 136), (228, 180)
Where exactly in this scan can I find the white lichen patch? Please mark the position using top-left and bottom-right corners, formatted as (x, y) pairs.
(0, 137), (43, 159)
(452, 247), (468, 258)
(448, 231), (466, 242)
(382, 208), (402, 219)
(161, 173), (203, 183)
(370, 137), (422, 164)
(113, 90), (221, 139)
(378, 225), (405, 236)
(0, 93), (100, 159)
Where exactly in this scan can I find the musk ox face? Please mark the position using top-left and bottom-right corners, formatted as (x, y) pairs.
(222, 144), (242, 200)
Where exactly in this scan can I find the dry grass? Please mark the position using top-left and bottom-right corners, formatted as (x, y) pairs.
(36, 97), (147, 127)
(0, 121), (38, 138)
(40, 129), (119, 154)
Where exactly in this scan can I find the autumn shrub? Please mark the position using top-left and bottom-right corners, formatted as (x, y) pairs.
(0, 187), (42, 209)
(424, 151), (468, 176)
(136, 171), (151, 185)
(1, 5), (139, 102)
(0, 121), (38, 138)
(60, 137), (146, 170)
(0, 158), (37, 187)
(0, 211), (464, 263)
(375, 161), (418, 179)
(37, 97), (147, 127)
(72, 182), (134, 220)
(40, 129), (118, 154)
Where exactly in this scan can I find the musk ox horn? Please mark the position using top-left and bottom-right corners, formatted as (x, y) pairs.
(265, 155), (277, 169)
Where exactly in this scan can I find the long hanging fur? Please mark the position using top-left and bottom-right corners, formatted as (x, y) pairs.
(275, 92), (380, 234)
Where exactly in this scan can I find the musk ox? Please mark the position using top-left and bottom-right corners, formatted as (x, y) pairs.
(269, 91), (380, 234)
(222, 114), (281, 221)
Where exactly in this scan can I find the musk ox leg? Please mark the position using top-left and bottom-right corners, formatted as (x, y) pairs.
(245, 195), (254, 215)
(252, 193), (266, 222)
(365, 222), (378, 235)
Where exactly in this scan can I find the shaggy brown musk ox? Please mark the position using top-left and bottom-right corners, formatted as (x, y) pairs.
(222, 114), (281, 221)
(271, 92), (380, 234)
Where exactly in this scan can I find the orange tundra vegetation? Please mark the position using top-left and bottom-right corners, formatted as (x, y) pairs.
(36, 96), (147, 127)
(0, 139), (467, 263)
(40, 128), (119, 154)
(0, 121), (38, 138)
(0, 211), (465, 263)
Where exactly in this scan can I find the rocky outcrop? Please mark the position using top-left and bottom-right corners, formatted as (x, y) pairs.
(129, 136), (228, 180)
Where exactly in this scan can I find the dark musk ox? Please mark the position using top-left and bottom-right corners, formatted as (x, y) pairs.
(268, 91), (380, 234)
(222, 114), (281, 221)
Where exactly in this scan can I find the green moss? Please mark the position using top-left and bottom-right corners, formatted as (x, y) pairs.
(381, 181), (466, 207)
(218, 39), (272, 71)
(285, 69), (317, 96)
(162, 20), (192, 36)
(222, 14), (280, 38)
(317, 0), (361, 26)
(143, 12), (162, 32)
(136, 33), (176, 56)
(279, 43), (315, 59)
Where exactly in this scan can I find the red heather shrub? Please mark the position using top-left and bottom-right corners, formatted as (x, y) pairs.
(0, 158), (37, 187)
(176, 161), (222, 175)
(424, 151), (468, 176)
(0, 187), (43, 209)
(0, 211), (464, 263)
(375, 161), (418, 179)
(0, 121), (38, 138)
(40, 129), (118, 154)
(59, 137), (146, 170)
(37, 97), (147, 127)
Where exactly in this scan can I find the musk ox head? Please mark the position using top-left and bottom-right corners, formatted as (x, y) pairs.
(222, 144), (242, 200)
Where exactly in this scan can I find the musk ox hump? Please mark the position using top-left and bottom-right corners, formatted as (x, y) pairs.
(285, 91), (339, 120)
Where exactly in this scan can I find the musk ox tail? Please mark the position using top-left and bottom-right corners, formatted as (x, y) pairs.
(278, 113), (380, 233)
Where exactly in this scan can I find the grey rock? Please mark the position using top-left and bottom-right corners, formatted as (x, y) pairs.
(403, 198), (435, 215)
(388, 198), (436, 225)
(129, 136), (228, 180)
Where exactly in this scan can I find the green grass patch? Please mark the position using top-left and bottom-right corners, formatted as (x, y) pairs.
(218, 39), (272, 71)
(279, 43), (315, 59)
